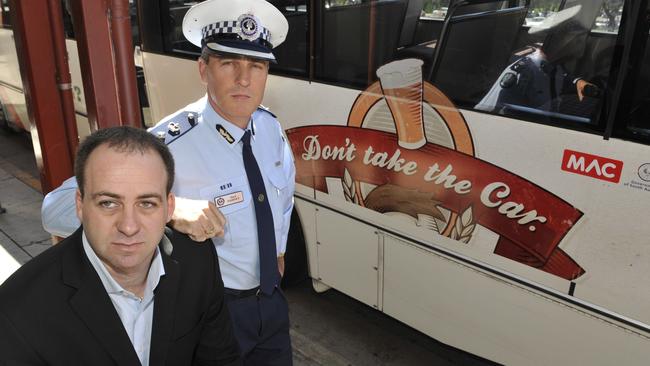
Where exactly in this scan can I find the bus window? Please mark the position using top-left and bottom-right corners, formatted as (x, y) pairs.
(473, 0), (622, 129)
(0, 0), (10, 28)
(385, 2), (524, 105)
(617, 5), (650, 141)
(525, 0), (622, 32)
(594, 0), (624, 33)
(524, 0), (560, 26)
(160, 0), (308, 76)
(625, 53), (650, 137)
(268, 0), (308, 76)
(421, 0), (449, 20)
(158, 1), (188, 55)
(62, 0), (75, 39)
(314, 0), (415, 88)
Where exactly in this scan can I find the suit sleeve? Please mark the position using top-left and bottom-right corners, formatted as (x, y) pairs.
(192, 245), (242, 366)
(0, 309), (46, 365)
(41, 176), (80, 237)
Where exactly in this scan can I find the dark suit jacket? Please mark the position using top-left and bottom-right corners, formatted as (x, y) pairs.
(0, 227), (241, 366)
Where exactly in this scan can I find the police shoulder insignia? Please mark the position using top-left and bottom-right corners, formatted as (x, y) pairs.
(216, 124), (235, 144)
(148, 110), (198, 145)
(168, 122), (181, 136)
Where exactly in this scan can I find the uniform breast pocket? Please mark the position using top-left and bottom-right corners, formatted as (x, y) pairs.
(200, 176), (252, 245)
(265, 166), (290, 236)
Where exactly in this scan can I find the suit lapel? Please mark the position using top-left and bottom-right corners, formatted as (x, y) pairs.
(63, 228), (142, 366)
(148, 251), (180, 366)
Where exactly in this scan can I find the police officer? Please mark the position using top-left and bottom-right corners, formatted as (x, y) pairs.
(42, 0), (295, 364)
(475, 4), (599, 116)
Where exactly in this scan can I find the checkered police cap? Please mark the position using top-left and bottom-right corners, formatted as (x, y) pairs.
(183, 0), (288, 62)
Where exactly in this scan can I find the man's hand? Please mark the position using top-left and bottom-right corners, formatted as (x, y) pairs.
(576, 79), (598, 101)
(278, 255), (285, 277)
(170, 197), (226, 242)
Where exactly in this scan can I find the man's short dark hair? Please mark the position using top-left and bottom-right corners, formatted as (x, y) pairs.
(74, 126), (175, 197)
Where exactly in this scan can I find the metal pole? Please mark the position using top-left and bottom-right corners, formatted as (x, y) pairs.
(110, 0), (141, 127)
(68, 0), (121, 130)
(9, 0), (75, 193)
(47, 0), (80, 158)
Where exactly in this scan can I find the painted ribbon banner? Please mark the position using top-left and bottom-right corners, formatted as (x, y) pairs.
(287, 125), (585, 280)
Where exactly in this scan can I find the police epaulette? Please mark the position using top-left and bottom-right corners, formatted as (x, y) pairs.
(149, 111), (199, 145)
(256, 105), (276, 118)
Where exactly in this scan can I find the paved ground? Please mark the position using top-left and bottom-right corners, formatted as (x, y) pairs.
(0, 129), (497, 365)
(0, 130), (50, 266)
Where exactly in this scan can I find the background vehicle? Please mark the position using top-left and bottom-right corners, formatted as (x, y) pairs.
(0, 0), (148, 136)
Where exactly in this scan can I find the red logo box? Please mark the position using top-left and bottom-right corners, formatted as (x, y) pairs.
(561, 149), (623, 183)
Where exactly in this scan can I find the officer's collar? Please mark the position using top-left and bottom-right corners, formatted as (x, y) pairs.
(203, 96), (255, 147)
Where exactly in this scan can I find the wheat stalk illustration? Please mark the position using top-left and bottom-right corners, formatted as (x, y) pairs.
(450, 206), (475, 244)
(342, 168), (360, 204)
(417, 214), (440, 233)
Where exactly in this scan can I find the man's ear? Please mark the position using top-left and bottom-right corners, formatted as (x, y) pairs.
(75, 189), (83, 222)
(198, 57), (208, 84)
(166, 192), (175, 223)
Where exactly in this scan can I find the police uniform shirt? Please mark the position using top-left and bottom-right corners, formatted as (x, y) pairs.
(475, 50), (575, 114)
(150, 95), (295, 291)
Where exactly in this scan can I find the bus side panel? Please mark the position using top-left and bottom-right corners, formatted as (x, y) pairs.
(465, 110), (650, 323)
(314, 203), (380, 309)
(383, 235), (650, 365)
(0, 28), (28, 130)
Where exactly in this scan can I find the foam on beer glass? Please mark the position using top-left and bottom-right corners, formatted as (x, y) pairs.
(376, 59), (426, 150)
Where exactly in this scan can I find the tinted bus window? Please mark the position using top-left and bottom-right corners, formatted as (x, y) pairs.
(161, 0), (308, 76)
(469, 0), (622, 129)
(62, 0), (75, 39)
(526, 0), (623, 32)
(1, 0), (10, 28)
(421, 0), (450, 20)
(315, 0), (416, 88)
(625, 51), (650, 137)
(618, 8), (650, 141)
(268, 0), (308, 76)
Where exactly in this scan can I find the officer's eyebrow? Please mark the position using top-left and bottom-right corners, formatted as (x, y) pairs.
(92, 192), (163, 201)
(216, 54), (268, 66)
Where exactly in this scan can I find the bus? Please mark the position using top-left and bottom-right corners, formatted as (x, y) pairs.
(138, 0), (650, 364)
(15, 0), (650, 364)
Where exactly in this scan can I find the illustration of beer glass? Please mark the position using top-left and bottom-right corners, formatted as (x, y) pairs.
(376, 59), (426, 150)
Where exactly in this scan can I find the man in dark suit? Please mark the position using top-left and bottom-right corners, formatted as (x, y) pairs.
(0, 126), (241, 365)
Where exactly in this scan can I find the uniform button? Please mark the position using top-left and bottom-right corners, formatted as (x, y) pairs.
(258, 193), (265, 202)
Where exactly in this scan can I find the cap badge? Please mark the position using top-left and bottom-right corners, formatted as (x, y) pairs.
(237, 14), (261, 41)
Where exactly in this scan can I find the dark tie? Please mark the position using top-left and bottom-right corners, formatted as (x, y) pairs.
(242, 130), (279, 295)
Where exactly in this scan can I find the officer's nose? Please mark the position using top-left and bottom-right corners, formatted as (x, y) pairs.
(117, 206), (140, 237)
(236, 64), (251, 87)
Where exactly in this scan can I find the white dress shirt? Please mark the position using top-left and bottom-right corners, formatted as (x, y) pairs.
(82, 231), (165, 366)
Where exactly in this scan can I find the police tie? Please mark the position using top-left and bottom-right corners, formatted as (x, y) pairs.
(242, 130), (279, 295)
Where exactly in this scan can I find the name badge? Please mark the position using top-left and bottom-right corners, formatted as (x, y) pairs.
(214, 191), (244, 208)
